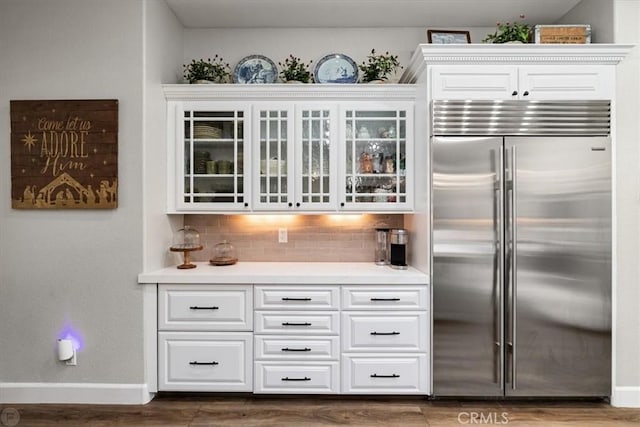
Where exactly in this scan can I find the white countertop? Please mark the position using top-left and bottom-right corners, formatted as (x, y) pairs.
(138, 262), (429, 285)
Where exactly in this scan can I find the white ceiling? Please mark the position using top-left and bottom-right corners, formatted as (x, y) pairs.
(165, 0), (582, 28)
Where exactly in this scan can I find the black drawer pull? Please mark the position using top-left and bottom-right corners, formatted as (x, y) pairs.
(371, 373), (400, 378)
(281, 297), (312, 301)
(189, 361), (219, 366)
(370, 331), (400, 336)
(189, 306), (219, 310)
(281, 347), (312, 352)
(282, 377), (311, 381)
(370, 298), (401, 302)
(282, 322), (312, 326)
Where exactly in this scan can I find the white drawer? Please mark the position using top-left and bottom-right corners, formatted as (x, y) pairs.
(254, 335), (340, 360)
(342, 354), (428, 394)
(158, 284), (252, 331)
(342, 286), (428, 310)
(255, 311), (340, 335)
(342, 312), (428, 352)
(255, 285), (340, 310)
(254, 361), (339, 394)
(158, 332), (252, 391)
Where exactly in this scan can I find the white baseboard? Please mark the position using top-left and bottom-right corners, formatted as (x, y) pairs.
(612, 386), (640, 407)
(0, 383), (154, 405)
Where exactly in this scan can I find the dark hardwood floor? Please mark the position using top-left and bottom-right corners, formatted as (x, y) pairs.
(2, 394), (640, 426)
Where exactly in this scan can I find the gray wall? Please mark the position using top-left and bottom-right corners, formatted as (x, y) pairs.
(0, 0), (145, 386)
(558, 0), (614, 43)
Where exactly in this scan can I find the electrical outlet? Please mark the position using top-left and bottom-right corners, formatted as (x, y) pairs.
(278, 228), (288, 243)
(65, 352), (77, 366)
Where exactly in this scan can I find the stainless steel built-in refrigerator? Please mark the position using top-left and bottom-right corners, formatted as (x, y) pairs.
(431, 100), (612, 397)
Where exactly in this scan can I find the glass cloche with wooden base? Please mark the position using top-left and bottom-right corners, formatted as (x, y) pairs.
(170, 226), (203, 269)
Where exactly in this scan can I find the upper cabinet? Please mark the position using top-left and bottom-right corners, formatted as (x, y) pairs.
(430, 65), (613, 100)
(176, 101), (251, 212)
(401, 44), (632, 101)
(342, 105), (411, 210)
(164, 85), (415, 214)
(253, 103), (337, 212)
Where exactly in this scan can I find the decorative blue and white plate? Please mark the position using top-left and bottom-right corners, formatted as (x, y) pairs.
(234, 55), (278, 84)
(313, 53), (358, 84)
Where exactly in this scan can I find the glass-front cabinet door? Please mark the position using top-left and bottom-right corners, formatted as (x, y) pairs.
(254, 104), (336, 211)
(295, 106), (336, 211)
(176, 102), (250, 211)
(254, 106), (294, 210)
(342, 104), (413, 211)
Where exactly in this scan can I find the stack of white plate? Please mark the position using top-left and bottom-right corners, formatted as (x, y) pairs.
(194, 123), (222, 139)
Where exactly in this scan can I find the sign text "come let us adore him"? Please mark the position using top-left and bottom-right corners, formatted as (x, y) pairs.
(10, 100), (118, 209)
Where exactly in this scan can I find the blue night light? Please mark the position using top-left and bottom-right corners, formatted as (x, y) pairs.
(58, 323), (84, 351)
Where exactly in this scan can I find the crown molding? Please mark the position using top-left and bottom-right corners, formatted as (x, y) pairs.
(400, 44), (635, 83)
(162, 83), (417, 100)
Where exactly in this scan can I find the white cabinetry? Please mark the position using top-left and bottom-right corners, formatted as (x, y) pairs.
(253, 103), (338, 211)
(157, 284), (253, 392)
(253, 285), (341, 394)
(431, 65), (612, 100)
(164, 85), (415, 213)
(171, 102), (251, 212)
(340, 286), (429, 394)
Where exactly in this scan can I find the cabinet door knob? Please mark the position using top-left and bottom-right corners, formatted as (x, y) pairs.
(244, 202), (249, 208)
(296, 202), (301, 207)
(523, 90), (530, 96)
(511, 90), (518, 96)
(288, 202), (293, 207)
(340, 202), (345, 207)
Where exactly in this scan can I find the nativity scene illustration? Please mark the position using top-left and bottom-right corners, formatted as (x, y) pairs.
(13, 173), (117, 209)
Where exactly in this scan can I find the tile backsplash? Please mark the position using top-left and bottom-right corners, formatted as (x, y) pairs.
(185, 214), (403, 262)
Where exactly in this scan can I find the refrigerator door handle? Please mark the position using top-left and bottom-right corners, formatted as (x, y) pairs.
(496, 146), (505, 390)
(509, 145), (518, 391)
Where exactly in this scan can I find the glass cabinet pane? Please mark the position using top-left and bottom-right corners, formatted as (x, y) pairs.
(181, 108), (245, 208)
(300, 109), (331, 205)
(343, 109), (407, 206)
(258, 110), (289, 205)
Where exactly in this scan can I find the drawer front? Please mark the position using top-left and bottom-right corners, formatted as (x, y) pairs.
(255, 311), (340, 335)
(342, 286), (428, 310)
(254, 361), (339, 394)
(342, 312), (428, 352)
(342, 354), (428, 394)
(254, 335), (340, 360)
(159, 284), (252, 331)
(158, 332), (252, 391)
(255, 285), (340, 310)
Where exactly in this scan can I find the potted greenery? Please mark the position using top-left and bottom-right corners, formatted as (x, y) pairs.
(358, 49), (402, 83)
(278, 54), (313, 83)
(483, 15), (531, 43)
(183, 55), (231, 83)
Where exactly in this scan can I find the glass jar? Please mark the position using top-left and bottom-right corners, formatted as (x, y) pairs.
(210, 240), (238, 265)
(375, 228), (390, 265)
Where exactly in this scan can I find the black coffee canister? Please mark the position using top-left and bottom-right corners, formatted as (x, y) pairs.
(389, 229), (408, 269)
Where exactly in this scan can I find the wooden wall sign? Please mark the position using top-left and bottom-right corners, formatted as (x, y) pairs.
(10, 99), (118, 209)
